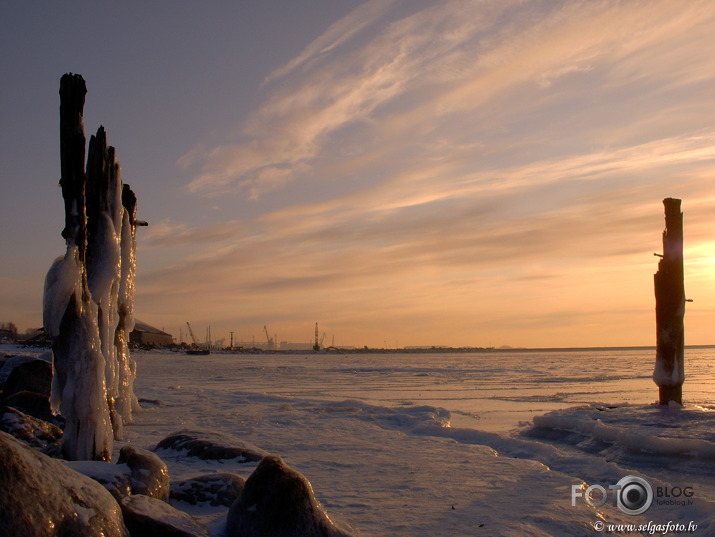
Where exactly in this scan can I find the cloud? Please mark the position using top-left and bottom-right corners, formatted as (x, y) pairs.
(181, 0), (715, 204)
(142, 218), (249, 248)
(144, 0), (715, 346)
(262, 0), (397, 84)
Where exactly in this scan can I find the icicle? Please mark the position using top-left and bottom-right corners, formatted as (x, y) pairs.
(115, 186), (140, 421)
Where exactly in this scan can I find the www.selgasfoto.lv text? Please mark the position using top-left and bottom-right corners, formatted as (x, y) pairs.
(593, 520), (698, 534)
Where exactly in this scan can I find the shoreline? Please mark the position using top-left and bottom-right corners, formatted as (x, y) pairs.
(4, 342), (715, 356)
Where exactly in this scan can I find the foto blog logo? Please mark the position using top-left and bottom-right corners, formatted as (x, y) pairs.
(572, 476), (654, 516)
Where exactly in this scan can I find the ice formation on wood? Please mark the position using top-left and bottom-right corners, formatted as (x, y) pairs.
(86, 127), (124, 439)
(115, 185), (141, 423)
(44, 73), (142, 460)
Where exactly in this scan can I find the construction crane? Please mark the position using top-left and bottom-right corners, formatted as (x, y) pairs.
(185, 322), (198, 346)
(263, 325), (275, 350)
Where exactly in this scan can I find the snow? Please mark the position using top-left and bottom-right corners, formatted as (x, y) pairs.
(653, 352), (684, 387)
(4, 345), (715, 535)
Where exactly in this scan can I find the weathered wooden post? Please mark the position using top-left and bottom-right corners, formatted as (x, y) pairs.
(653, 197), (685, 406)
(45, 73), (143, 459)
(46, 74), (114, 460)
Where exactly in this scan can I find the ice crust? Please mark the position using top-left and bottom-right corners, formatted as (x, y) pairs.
(42, 247), (82, 339)
(116, 349), (715, 536)
(43, 159), (139, 456)
(4, 345), (714, 536)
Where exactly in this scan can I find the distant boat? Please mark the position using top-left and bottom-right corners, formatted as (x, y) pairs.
(186, 348), (210, 355)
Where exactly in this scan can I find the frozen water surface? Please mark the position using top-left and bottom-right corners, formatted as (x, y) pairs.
(4, 345), (714, 535)
(124, 348), (715, 536)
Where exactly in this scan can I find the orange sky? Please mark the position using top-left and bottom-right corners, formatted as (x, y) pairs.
(2, 1), (715, 348)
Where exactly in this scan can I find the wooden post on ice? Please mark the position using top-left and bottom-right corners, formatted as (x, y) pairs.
(59, 74), (88, 262)
(654, 198), (685, 406)
(51, 74), (113, 460)
(49, 73), (143, 459)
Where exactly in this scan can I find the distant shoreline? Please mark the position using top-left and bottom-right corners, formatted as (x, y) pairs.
(304, 344), (715, 354)
(148, 343), (715, 355)
(4, 343), (714, 356)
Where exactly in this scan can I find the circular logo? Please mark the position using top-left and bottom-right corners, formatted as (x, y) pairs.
(615, 476), (653, 515)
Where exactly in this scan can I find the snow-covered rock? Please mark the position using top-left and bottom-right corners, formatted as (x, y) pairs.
(65, 460), (133, 501)
(1, 357), (52, 399)
(0, 430), (129, 537)
(0, 406), (62, 453)
(170, 472), (245, 507)
(120, 494), (209, 537)
(226, 455), (354, 537)
(3, 390), (56, 424)
(0, 353), (50, 387)
(155, 430), (266, 462)
(117, 445), (170, 501)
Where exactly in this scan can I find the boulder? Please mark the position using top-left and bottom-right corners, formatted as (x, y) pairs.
(226, 455), (354, 537)
(0, 354), (47, 386)
(170, 472), (246, 507)
(120, 494), (209, 537)
(117, 445), (170, 501)
(3, 390), (56, 424)
(0, 430), (129, 537)
(155, 430), (266, 462)
(65, 460), (132, 502)
(2, 357), (53, 399)
(0, 405), (63, 454)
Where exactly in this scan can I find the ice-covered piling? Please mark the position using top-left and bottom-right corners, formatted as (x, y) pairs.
(116, 185), (141, 422)
(653, 197), (686, 406)
(45, 73), (142, 460)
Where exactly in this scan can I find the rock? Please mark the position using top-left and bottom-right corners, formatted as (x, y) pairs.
(2, 357), (53, 399)
(120, 494), (210, 537)
(0, 354), (48, 387)
(170, 472), (246, 507)
(2, 390), (57, 424)
(0, 405), (63, 454)
(117, 445), (170, 501)
(155, 430), (266, 462)
(138, 397), (163, 407)
(65, 460), (133, 502)
(0, 430), (129, 537)
(226, 455), (354, 537)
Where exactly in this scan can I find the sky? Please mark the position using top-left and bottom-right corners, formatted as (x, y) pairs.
(1, 0), (715, 349)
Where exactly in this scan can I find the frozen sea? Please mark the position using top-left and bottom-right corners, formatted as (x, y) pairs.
(124, 347), (715, 536)
(4, 345), (715, 536)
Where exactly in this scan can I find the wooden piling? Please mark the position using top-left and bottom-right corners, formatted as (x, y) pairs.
(58, 74), (88, 257)
(653, 198), (685, 406)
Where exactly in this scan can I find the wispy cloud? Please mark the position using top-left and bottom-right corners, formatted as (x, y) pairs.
(148, 0), (715, 346)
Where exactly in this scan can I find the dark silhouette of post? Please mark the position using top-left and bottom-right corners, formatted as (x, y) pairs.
(47, 74), (143, 459)
(59, 74), (88, 258)
(654, 198), (685, 406)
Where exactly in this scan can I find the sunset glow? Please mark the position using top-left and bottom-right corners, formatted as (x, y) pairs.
(2, 0), (715, 348)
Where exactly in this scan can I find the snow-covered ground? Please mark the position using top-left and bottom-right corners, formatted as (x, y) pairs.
(5, 345), (715, 536)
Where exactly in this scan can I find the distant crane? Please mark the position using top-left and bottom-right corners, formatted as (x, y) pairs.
(185, 322), (210, 354)
(186, 322), (199, 347)
(264, 325), (275, 350)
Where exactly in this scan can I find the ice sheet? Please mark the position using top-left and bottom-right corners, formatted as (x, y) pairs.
(4, 345), (714, 535)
